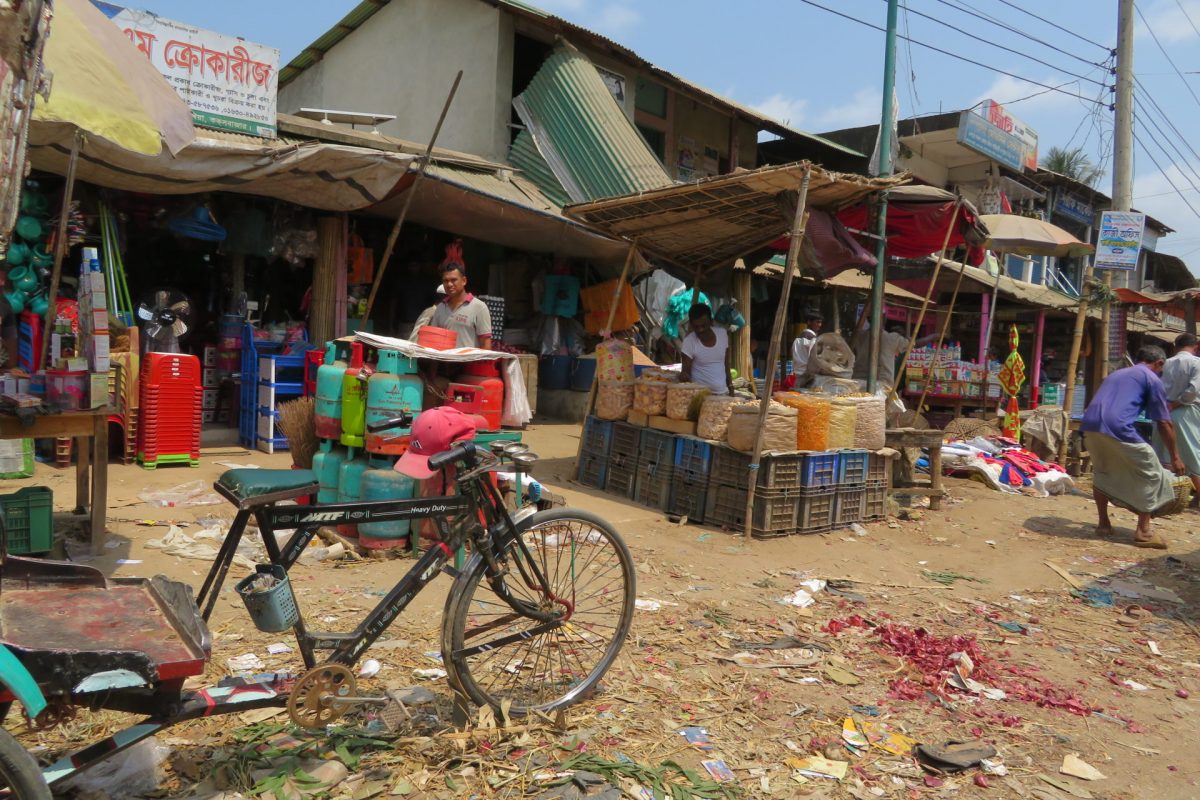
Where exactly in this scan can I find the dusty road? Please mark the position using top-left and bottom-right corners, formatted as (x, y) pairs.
(13, 422), (1200, 799)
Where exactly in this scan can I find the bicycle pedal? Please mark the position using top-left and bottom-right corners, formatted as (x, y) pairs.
(377, 697), (413, 732)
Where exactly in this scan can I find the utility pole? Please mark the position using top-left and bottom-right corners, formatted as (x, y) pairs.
(868, 0), (900, 393)
(1101, 0), (1135, 378)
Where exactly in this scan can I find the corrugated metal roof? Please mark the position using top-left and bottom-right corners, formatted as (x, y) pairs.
(508, 129), (571, 207)
(424, 162), (562, 215)
(512, 44), (671, 203)
(277, 0), (863, 159)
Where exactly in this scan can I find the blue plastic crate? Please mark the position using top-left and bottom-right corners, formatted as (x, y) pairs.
(673, 436), (713, 480)
(576, 452), (607, 489)
(581, 416), (613, 458)
(836, 450), (869, 486)
(799, 451), (840, 488)
(638, 429), (675, 469)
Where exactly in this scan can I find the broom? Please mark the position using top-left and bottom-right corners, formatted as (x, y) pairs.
(276, 397), (318, 469)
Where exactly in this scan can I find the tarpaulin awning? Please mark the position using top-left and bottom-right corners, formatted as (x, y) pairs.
(743, 257), (928, 304)
(27, 126), (416, 211)
(764, 207), (875, 277)
(563, 162), (908, 273)
(838, 189), (988, 261)
(366, 162), (628, 269)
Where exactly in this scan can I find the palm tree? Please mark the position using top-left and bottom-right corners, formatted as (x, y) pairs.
(1041, 146), (1104, 187)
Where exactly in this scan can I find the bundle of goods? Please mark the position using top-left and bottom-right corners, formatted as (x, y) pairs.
(595, 338), (635, 382)
(834, 393), (887, 450)
(666, 382), (709, 421)
(633, 368), (674, 416)
(726, 401), (797, 453)
(773, 392), (833, 451)
(596, 380), (635, 420)
(696, 395), (745, 441)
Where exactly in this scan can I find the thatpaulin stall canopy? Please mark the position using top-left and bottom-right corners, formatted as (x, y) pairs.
(838, 185), (989, 262)
(27, 130), (418, 212)
(562, 162), (909, 274)
(744, 257), (929, 305)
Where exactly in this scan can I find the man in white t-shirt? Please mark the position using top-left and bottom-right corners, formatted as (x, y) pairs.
(680, 303), (733, 395)
(790, 312), (823, 382)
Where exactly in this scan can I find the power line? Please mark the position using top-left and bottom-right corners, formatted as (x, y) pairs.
(1175, 0), (1200, 39)
(1134, 2), (1200, 112)
(1132, 94), (1200, 187)
(1132, 130), (1200, 221)
(1134, 106), (1200, 199)
(933, 0), (1108, 69)
(1134, 76), (1200, 166)
(991, 0), (1112, 52)
(793, 0), (1109, 106)
(897, 1), (1108, 86)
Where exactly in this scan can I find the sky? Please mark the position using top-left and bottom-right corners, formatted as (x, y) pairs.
(111, 0), (1200, 265)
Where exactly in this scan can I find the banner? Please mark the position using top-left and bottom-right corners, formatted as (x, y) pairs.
(1095, 210), (1146, 270)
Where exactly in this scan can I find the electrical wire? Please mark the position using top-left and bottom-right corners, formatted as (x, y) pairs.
(991, 0), (1112, 52)
(793, 0), (1109, 106)
(932, 0), (1109, 69)
(1133, 94), (1200, 187)
(1134, 2), (1200, 112)
(899, 1), (921, 112)
(1174, 0), (1200, 40)
(1135, 111), (1200, 208)
(896, 1), (1108, 86)
(1132, 130), (1200, 221)
(1134, 76), (1200, 165)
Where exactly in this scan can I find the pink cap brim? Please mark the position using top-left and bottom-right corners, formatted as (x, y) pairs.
(395, 449), (436, 480)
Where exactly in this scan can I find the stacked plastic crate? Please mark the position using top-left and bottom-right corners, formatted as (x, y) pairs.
(256, 348), (306, 454)
(605, 422), (640, 499)
(575, 416), (612, 489)
(834, 450), (869, 527)
(705, 447), (818, 538)
(137, 353), (202, 468)
(668, 437), (711, 522)
(633, 429), (674, 510)
(863, 452), (891, 521)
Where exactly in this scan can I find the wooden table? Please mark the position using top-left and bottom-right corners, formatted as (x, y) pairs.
(0, 408), (110, 553)
(885, 427), (945, 511)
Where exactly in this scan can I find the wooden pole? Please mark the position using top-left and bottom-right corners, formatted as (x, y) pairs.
(742, 168), (812, 540)
(573, 243), (638, 467)
(359, 70), (462, 326)
(1058, 254), (1095, 464)
(889, 200), (961, 401)
(38, 131), (82, 371)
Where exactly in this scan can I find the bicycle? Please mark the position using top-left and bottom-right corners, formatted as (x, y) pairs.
(0, 411), (635, 795)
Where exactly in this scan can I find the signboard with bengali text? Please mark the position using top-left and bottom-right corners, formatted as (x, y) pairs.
(956, 99), (1038, 173)
(93, 3), (278, 138)
(1095, 210), (1146, 271)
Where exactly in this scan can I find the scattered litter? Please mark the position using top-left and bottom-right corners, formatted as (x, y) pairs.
(139, 480), (223, 508)
(842, 718), (868, 756)
(678, 726), (713, 751)
(700, 759), (735, 782)
(989, 619), (1029, 634)
(778, 589), (816, 608)
(63, 737), (169, 796)
(824, 665), (861, 686)
(635, 598), (677, 612)
(1148, 641), (1162, 656)
(849, 704), (880, 717)
(146, 525), (257, 570)
(921, 569), (986, 586)
(359, 659), (382, 678)
(787, 754), (848, 781)
(1074, 587), (1115, 608)
(914, 740), (998, 773)
(115, 559), (143, 565)
(266, 643), (292, 655)
(226, 653), (265, 673)
(849, 523), (868, 536)
(981, 758), (1008, 776)
(1122, 679), (1149, 691)
(412, 668), (446, 680)
(1060, 754), (1106, 781)
(1038, 773), (1095, 798)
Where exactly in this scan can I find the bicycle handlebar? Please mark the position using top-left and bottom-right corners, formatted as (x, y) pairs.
(366, 413), (414, 433)
(429, 441), (476, 470)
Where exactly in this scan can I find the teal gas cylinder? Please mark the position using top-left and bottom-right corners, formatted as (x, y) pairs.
(359, 456), (416, 549)
(365, 349), (423, 455)
(315, 342), (349, 440)
(313, 440), (348, 504)
(336, 447), (370, 536)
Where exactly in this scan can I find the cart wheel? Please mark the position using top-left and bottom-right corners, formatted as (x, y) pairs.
(0, 726), (49, 799)
(287, 664), (357, 729)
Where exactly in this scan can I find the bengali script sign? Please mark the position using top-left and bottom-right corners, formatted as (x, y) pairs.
(1096, 211), (1146, 271)
(95, 4), (278, 138)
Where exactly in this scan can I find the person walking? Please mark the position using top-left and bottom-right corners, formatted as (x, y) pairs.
(1153, 333), (1200, 506)
(1082, 345), (1186, 549)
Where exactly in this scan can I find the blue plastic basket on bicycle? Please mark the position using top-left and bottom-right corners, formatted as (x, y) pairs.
(235, 564), (299, 633)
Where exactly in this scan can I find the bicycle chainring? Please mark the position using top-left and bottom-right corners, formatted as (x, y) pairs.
(287, 664), (357, 729)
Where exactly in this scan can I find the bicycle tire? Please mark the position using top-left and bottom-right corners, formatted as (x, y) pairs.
(0, 727), (49, 799)
(442, 508), (635, 714)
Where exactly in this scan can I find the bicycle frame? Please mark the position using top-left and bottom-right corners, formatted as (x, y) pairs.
(200, 460), (559, 672)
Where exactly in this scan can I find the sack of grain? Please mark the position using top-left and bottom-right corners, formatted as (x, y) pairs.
(697, 395), (745, 441)
(828, 399), (859, 449)
(595, 339), (634, 382)
(773, 392), (833, 451)
(596, 380), (635, 420)
(667, 382), (709, 420)
(836, 393), (887, 450)
(633, 377), (669, 415)
(727, 401), (797, 452)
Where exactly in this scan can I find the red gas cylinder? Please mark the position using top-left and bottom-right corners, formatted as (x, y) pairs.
(456, 360), (504, 431)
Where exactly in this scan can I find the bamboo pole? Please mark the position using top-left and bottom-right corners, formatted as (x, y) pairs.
(742, 168), (812, 540)
(731, 271), (752, 388)
(1058, 255), (1095, 464)
(573, 243), (638, 467)
(38, 131), (82, 371)
(359, 71), (462, 326)
(888, 200), (961, 402)
(915, 261), (969, 412)
(310, 217), (342, 344)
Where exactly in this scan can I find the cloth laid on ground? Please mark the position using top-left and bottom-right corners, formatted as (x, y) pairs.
(1087, 431), (1176, 514)
(354, 332), (532, 427)
(934, 435), (1073, 497)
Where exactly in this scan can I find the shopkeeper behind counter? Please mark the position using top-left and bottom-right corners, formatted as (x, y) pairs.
(680, 303), (733, 395)
(422, 262), (492, 349)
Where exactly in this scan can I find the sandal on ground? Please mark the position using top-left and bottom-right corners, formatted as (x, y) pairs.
(914, 740), (998, 774)
(1133, 535), (1168, 550)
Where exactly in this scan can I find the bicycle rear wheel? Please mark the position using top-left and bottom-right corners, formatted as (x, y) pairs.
(442, 509), (635, 714)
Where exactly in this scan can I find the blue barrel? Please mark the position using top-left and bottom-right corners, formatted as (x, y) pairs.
(539, 355), (571, 390)
(570, 355), (597, 391)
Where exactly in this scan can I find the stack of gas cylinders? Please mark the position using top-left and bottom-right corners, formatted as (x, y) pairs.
(310, 342), (504, 549)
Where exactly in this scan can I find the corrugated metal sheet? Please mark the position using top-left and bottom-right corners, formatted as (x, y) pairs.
(513, 45), (671, 203)
(508, 130), (571, 208)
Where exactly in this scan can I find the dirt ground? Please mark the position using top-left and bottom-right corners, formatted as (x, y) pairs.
(10, 421), (1200, 799)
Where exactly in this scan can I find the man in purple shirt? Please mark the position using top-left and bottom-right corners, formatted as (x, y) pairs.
(1082, 345), (1185, 549)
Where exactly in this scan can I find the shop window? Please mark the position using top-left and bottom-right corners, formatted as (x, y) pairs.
(637, 124), (666, 163)
(635, 77), (668, 119)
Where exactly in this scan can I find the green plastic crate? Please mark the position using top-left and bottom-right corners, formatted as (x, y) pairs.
(0, 486), (53, 555)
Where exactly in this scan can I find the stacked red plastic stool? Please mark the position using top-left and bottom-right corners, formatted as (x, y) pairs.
(138, 353), (203, 469)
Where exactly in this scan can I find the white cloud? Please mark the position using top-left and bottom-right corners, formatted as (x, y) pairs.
(593, 4), (640, 34)
(1136, 0), (1200, 44)
(750, 93), (809, 129)
(815, 87), (882, 131)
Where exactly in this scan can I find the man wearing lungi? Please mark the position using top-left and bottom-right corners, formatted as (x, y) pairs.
(1082, 345), (1185, 549)
(1153, 333), (1200, 507)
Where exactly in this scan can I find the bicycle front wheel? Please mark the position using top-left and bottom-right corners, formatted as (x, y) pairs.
(0, 727), (49, 799)
(442, 508), (635, 714)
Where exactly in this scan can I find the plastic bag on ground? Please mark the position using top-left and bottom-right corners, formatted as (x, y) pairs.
(64, 737), (171, 797)
(139, 481), (223, 508)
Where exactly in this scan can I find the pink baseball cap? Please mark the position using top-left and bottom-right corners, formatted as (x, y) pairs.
(396, 406), (478, 479)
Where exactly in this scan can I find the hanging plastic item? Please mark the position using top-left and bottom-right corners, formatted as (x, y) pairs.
(663, 288), (709, 339)
(168, 205), (227, 242)
(997, 325), (1026, 439)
